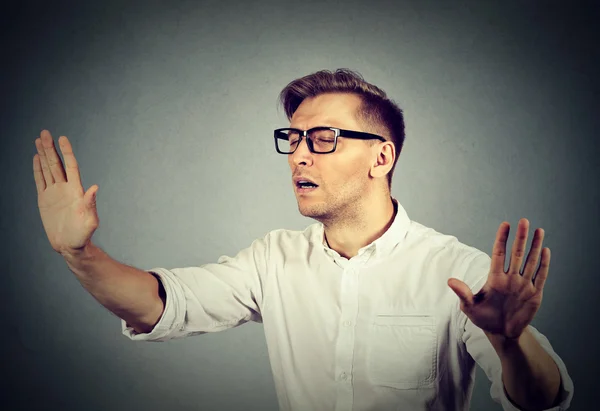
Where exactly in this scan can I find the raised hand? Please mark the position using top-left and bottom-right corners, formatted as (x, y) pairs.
(447, 218), (550, 340)
(33, 130), (100, 256)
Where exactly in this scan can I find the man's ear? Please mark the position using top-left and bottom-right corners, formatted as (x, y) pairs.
(371, 142), (395, 178)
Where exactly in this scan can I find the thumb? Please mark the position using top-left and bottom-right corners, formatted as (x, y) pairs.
(447, 278), (474, 307)
(85, 185), (98, 209)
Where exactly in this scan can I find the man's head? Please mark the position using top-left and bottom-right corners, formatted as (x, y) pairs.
(277, 69), (406, 222)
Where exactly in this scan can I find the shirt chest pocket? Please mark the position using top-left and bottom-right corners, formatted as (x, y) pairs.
(367, 314), (438, 389)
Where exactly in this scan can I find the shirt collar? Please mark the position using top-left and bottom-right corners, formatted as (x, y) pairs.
(312, 197), (411, 257)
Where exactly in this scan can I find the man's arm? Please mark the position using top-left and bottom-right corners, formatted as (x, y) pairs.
(64, 241), (166, 334)
(33, 130), (166, 334)
(455, 250), (574, 411)
(487, 328), (562, 410)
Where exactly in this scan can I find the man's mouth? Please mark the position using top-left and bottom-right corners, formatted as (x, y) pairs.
(296, 181), (319, 193)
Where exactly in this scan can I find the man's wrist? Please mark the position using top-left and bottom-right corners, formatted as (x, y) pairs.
(62, 241), (99, 269)
(484, 329), (526, 357)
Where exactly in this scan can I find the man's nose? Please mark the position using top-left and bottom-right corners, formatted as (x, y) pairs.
(291, 136), (313, 163)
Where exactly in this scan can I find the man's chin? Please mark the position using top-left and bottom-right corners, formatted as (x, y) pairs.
(297, 205), (325, 219)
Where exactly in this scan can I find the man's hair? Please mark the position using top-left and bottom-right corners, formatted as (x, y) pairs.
(278, 68), (406, 191)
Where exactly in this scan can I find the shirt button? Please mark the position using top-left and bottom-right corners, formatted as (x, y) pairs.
(340, 372), (348, 381)
(343, 320), (352, 327)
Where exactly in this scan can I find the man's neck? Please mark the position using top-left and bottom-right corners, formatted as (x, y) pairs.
(323, 196), (397, 259)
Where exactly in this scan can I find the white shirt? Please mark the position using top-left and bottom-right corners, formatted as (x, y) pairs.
(122, 197), (574, 411)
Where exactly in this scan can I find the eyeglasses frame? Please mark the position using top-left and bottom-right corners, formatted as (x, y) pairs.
(274, 126), (387, 154)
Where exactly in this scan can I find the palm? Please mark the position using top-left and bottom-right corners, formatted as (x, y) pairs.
(448, 219), (551, 339)
(38, 182), (93, 252)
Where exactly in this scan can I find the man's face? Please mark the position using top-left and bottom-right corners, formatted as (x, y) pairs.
(288, 92), (375, 221)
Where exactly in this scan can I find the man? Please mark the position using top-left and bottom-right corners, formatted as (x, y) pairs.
(34, 69), (573, 411)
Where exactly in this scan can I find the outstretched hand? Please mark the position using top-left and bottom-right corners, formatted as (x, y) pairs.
(447, 218), (550, 340)
(34, 130), (99, 256)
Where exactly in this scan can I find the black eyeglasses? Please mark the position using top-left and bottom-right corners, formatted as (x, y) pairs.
(274, 127), (386, 154)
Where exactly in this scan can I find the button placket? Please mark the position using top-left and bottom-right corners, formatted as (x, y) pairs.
(333, 266), (360, 410)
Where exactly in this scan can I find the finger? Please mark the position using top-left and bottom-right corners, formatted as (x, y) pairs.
(508, 218), (529, 275)
(57, 135), (82, 186)
(447, 278), (474, 307)
(533, 248), (550, 291)
(35, 136), (54, 186)
(522, 228), (544, 282)
(40, 130), (67, 183)
(490, 222), (510, 274)
(33, 153), (46, 193)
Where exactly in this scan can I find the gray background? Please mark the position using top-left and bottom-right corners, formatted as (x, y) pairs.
(2, 0), (598, 410)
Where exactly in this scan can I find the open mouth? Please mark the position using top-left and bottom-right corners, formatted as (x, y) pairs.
(296, 181), (319, 193)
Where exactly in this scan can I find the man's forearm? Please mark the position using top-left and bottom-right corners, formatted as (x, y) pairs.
(63, 241), (166, 334)
(486, 328), (562, 411)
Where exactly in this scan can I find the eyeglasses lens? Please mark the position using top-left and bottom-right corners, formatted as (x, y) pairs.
(276, 129), (336, 153)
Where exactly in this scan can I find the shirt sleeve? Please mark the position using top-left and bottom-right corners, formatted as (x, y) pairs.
(457, 252), (574, 411)
(121, 232), (270, 342)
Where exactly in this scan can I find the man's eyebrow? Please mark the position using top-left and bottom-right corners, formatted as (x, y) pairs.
(289, 125), (335, 130)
